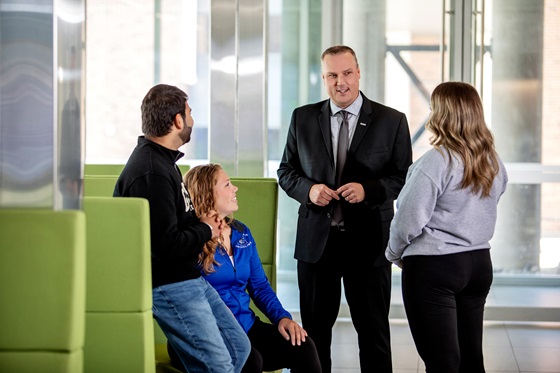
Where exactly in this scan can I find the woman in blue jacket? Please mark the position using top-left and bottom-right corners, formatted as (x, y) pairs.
(182, 163), (321, 373)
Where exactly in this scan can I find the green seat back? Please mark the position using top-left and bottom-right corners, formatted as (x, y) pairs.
(85, 164), (125, 176)
(85, 164), (190, 177)
(83, 197), (152, 311)
(0, 209), (86, 373)
(83, 165), (191, 198)
(83, 175), (119, 197)
(83, 197), (154, 373)
(230, 177), (278, 289)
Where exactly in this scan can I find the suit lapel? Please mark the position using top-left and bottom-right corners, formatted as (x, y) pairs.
(318, 100), (335, 166)
(350, 94), (373, 153)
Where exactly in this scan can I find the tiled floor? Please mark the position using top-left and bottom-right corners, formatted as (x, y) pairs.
(277, 279), (560, 372)
(329, 319), (560, 373)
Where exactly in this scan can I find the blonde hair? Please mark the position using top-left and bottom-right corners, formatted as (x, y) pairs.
(426, 82), (500, 197)
(184, 163), (232, 274)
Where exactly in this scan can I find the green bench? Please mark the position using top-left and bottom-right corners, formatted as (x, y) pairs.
(0, 210), (86, 373)
(83, 168), (279, 372)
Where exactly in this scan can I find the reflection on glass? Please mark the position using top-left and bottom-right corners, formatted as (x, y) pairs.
(57, 0), (85, 210)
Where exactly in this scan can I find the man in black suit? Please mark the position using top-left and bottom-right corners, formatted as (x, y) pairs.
(277, 45), (413, 372)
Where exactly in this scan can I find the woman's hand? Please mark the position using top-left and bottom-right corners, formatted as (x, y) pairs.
(277, 318), (307, 346)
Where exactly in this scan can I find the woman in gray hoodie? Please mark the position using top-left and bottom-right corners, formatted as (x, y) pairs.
(386, 82), (508, 373)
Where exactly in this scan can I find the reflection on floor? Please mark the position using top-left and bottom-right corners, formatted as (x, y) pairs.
(277, 279), (560, 372)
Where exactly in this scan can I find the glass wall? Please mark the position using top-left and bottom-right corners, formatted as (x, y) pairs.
(268, 0), (560, 287)
(85, 0), (560, 311)
(85, 0), (210, 166)
(480, 0), (560, 276)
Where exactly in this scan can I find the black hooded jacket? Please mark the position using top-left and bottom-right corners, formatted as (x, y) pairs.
(114, 136), (211, 288)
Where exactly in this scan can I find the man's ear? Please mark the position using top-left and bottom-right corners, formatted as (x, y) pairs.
(173, 113), (183, 130)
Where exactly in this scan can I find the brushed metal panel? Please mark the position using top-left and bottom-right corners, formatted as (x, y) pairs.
(210, 0), (237, 174)
(0, 0), (85, 209)
(238, 0), (265, 176)
(210, 0), (266, 177)
(55, 0), (85, 210)
(0, 1), (55, 208)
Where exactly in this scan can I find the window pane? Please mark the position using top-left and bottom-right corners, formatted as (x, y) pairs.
(268, 0), (560, 291)
(85, 0), (210, 165)
(482, 0), (560, 276)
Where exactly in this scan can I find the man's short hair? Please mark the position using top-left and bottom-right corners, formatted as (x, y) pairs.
(141, 84), (189, 138)
(321, 45), (359, 68)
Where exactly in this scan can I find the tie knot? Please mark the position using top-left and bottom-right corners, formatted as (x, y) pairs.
(339, 110), (348, 121)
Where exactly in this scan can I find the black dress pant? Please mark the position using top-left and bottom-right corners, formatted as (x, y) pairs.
(297, 228), (392, 373)
(402, 249), (493, 373)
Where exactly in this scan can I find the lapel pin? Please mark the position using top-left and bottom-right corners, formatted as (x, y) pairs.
(360, 122), (366, 126)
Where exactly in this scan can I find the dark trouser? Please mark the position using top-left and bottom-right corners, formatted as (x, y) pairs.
(297, 228), (392, 373)
(241, 317), (321, 373)
(402, 249), (493, 373)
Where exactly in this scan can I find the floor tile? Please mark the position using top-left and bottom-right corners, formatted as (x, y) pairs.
(332, 342), (360, 369)
(332, 319), (358, 345)
(392, 344), (421, 370)
(390, 319), (416, 346)
(483, 346), (520, 371)
(514, 347), (560, 372)
(483, 321), (512, 346)
(506, 322), (560, 348)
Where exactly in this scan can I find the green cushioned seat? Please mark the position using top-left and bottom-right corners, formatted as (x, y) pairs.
(0, 209), (86, 373)
(85, 312), (154, 373)
(0, 350), (83, 373)
(83, 197), (155, 373)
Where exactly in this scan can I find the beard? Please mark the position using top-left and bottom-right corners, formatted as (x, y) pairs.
(179, 124), (192, 144)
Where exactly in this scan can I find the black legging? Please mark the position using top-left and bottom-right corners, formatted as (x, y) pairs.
(402, 249), (493, 373)
(242, 317), (321, 372)
(168, 317), (321, 373)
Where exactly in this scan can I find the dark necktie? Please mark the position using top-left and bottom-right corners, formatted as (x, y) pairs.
(333, 110), (348, 224)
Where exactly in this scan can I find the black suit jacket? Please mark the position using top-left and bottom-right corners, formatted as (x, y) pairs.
(278, 92), (413, 265)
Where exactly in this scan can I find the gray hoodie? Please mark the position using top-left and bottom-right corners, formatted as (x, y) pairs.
(385, 147), (508, 264)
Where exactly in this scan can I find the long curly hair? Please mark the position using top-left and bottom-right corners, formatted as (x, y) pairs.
(184, 164), (232, 274)
(426, 82), (500, 197)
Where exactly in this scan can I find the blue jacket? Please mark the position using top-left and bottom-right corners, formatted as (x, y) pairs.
(203, 221), (291, 333)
